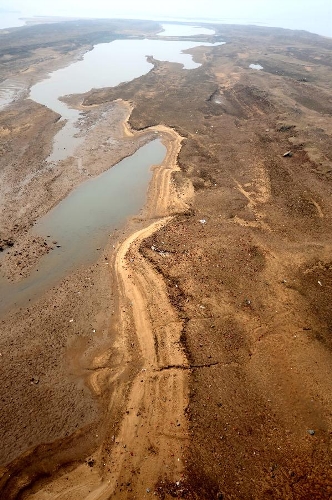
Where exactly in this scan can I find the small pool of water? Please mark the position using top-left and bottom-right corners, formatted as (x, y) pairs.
(0, 139), (166, 314)
(249, 63), (264, 70)
(157, 24), (215, 37)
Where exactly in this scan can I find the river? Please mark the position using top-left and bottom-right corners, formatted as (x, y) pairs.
(0, 23), (223, 312)
(29, 35), (223, 161)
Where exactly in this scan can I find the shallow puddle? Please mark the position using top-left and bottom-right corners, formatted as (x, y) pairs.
(249, 63), (264, 70)
(0, 139), (166, 314)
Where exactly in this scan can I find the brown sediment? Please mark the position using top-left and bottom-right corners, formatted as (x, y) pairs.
(80, 24), (332, 498)
(14, 119), (192, 500)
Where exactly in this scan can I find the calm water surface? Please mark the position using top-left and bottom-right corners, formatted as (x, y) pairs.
(0, 13), (26, 29)
(29, 37), (223, 161)
(249, 64), (263, 70)
(0, 139), (166, 313)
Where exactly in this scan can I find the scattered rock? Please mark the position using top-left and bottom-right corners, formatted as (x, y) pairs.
(283, 151), (293, 157)
(308, 429), (315, 436)
(277, 124), (295, 132)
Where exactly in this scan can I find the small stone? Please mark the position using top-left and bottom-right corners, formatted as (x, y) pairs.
(308, 429), (315, 436)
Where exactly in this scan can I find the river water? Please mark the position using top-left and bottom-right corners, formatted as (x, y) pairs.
(29, 36), (223, 161)
(0, 139), (166, 313)
(0, 24), (223, 312)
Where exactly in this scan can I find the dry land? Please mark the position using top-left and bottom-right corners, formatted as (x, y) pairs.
(0, 19), (332, 499)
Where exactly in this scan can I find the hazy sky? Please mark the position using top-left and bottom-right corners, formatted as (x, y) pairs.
(2, 0), (332, 36)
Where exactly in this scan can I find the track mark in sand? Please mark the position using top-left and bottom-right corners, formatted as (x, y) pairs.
(99, 218), (190, 497)
(94, 124), (191, 497)
(85, 125), (190, 497)
(310, 198), (324, 218)
(232, 168), (272, 231)
(42, 221), (190, 500)
(28, 122), (191, 499)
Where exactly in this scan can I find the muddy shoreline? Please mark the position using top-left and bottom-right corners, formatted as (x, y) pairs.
(0, 107), (190, 497)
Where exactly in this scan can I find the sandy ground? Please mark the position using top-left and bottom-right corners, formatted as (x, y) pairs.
(0, 101), (193, 498)
(1, 20), (332, 500)
(23, 126), (193, 500)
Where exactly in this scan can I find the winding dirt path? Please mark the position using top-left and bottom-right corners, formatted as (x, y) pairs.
(29, 120), (191, 499)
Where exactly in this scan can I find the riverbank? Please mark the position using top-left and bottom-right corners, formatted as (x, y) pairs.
(0, 117), (192, 498)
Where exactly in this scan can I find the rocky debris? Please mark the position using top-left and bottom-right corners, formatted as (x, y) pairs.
(1, 234), (52, 282)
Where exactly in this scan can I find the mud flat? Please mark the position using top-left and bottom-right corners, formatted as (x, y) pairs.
(1, 19), (332, 500)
